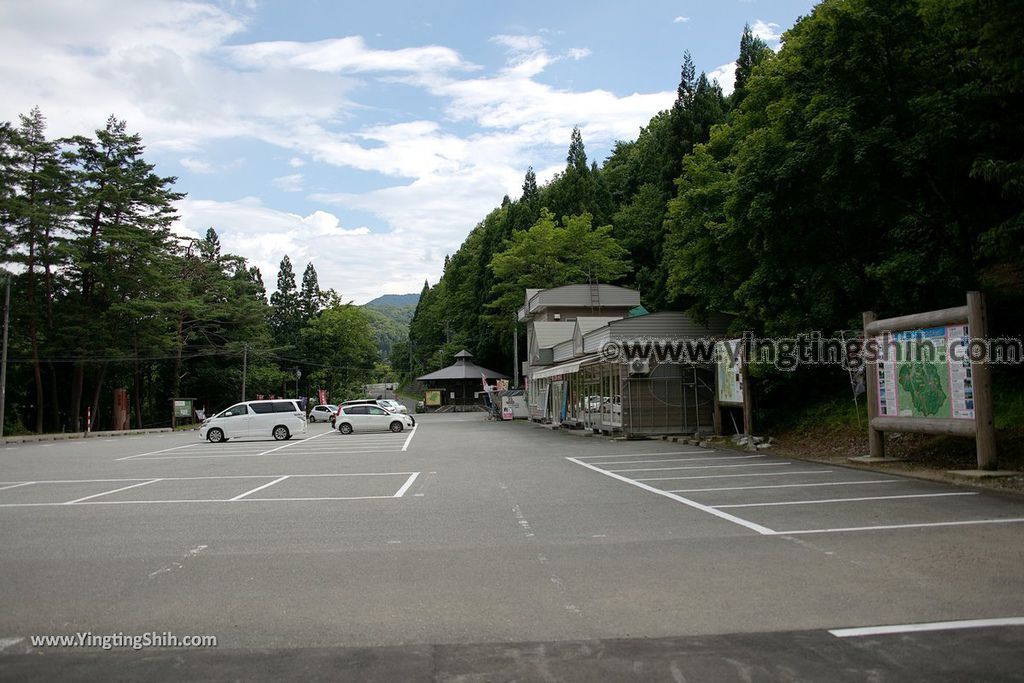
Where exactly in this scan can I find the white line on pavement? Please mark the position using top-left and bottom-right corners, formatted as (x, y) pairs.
(402, 426), (418, 452)
(63, 479), (163, 504)
(115, 443), (200, 461)
(566, 457), (775, 535)
(0, 482), (35, 491)
(715, 492), (978, 508)
(591, 455), (766, 466)
(669, 479), (901, 493)
(577, 451), (707, 460)
(637, 470), (832, 482)
(611, 463), (790, 473)
(229, 475), (290, 501)
(773, 518), (1024, 535)
(258, 430), (332, 456)
(829, 617), (1024, 637)
(393, 472), (420, 497)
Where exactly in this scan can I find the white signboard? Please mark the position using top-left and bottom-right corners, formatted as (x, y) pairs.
(716, 339), (744, 405)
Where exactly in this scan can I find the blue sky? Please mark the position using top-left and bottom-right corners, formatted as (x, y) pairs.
(2, 0), (818, 303)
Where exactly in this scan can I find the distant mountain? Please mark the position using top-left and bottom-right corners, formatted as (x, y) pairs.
(361, 293), (419, 359)
(364, 293), (420, 309)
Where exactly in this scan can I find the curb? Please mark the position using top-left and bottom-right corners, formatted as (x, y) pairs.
(2, 428), (174, 445)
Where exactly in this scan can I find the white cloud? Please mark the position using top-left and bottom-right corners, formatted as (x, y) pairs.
(707, 62), (736, 96)
(490, 34), (545, 53)
(3, 2), (681, 299)
(226, 35), (474, 74)
(752, 19), (783, 45)
(272, 173), (304, 192)
(673, 16), (691, 24)
(181, 157), (215, 174)
(174, 198), (392, 302)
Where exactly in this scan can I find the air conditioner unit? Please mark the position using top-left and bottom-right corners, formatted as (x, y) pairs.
(553, 313), (561, 320)
(628, 359), (650, 375)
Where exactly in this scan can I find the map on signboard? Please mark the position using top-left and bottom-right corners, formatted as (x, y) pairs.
(875, 325), (974, 420)
(716, 340), (743, 405)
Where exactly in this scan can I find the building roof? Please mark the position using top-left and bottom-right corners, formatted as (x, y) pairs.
(519, 284), (641, 321)
(532, 321), (577, 348)
(416, 350), (508, 381)
(605, 311), (734, 339)
(574, 316), (622, 336)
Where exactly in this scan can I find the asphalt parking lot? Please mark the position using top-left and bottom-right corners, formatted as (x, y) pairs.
(1, 414), (1022, 680)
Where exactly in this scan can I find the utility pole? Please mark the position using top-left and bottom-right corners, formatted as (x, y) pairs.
(0, 275), (9, 438)
(241, 343), (248, 401)
(513, 319), (519, 388)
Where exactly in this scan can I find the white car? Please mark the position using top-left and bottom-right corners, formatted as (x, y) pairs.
(378, 399), (408, 414)
(307, 404), (337, 423)
(335, 404), (415, 434)
(200, 399), (307, 442)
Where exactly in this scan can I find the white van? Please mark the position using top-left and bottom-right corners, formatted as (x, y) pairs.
(199, 399), (307, 443)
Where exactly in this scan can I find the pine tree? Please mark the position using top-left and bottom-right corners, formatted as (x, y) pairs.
(522, 167), (538, 202)
(269, 255), (301, 343)
(199, 227), (221, 261)
(567, 126), (588, 172)
(733, 24), (773, 106)
(299, 262), (323, 321)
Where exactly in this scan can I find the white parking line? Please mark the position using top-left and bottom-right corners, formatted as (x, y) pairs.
(258, 430), (332, 456)
(669, 479), (901, 493)
(402, 426), (418, 452)
(715, 492), (978, 508)
(592, 455), (766, 466)
(566, 457), (775, 535)
(393, 472), (420, 497)
(0, 482), (34, 491)
(577, 451), (707, 460)
(611, 463), (790, 473)
(115, 443), (200, 461)
(63, 479), (162, 504)
(637, 470), (833, 482)
(773, 518), (1024, 535)
(229, 475), (290, 501)
(829, 617), (1024, 637)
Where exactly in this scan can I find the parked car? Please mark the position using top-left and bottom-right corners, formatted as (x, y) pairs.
(335, 404), (416, 434)
(307, 404), (337, 423)
(378, 399), (408, 414)
(331, 399), (380, 427)
(200, 399), (307, 443)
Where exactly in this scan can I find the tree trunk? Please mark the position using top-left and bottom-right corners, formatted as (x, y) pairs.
(47, 362), (61, 432)
(90, 362), (107, 431)
(133, 359), (143, 429)
(70, 363), (84, 430)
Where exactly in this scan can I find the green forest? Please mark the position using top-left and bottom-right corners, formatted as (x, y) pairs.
(0, 110), (386, 433)
(402, 0), (1023, 421)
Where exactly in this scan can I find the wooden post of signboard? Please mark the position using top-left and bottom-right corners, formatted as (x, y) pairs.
(967, 291), (997, 470)
(863, 310), (886, 459)
(741, 341), (754, 450)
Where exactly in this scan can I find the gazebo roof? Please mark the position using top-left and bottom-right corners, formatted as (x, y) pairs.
(416, 350), (509, 381)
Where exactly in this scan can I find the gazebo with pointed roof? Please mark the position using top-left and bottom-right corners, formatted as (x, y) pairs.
(416, 350), (508, 408)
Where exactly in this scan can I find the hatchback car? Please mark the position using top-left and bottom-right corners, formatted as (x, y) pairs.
(378, 399), (408, 414)
(307, 404), (337, 423)
(200, 399), (307, 442)
(335, 404), (416, 434)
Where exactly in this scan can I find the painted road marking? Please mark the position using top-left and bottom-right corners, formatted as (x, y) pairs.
(715, 492), (978, 508)
(402, 426), (418, 451)
(258, 429), (332, 455)
(63, 479), (162, 504)
(636, 470), (833, 482)
(610, 463), (790, 473)
(577, 451), (707, 460)
(774, 518), (1024, 535)
(0, 482), (35, 491)
(115, 443), (199, 461)
(393, 472), (420, 497)
(668, 479), (901, 493)
(566, 457), (775, 535)
(591, 455), (766, 466)
(829, 617), (1024, 637)
(229, 475), (291, 501)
